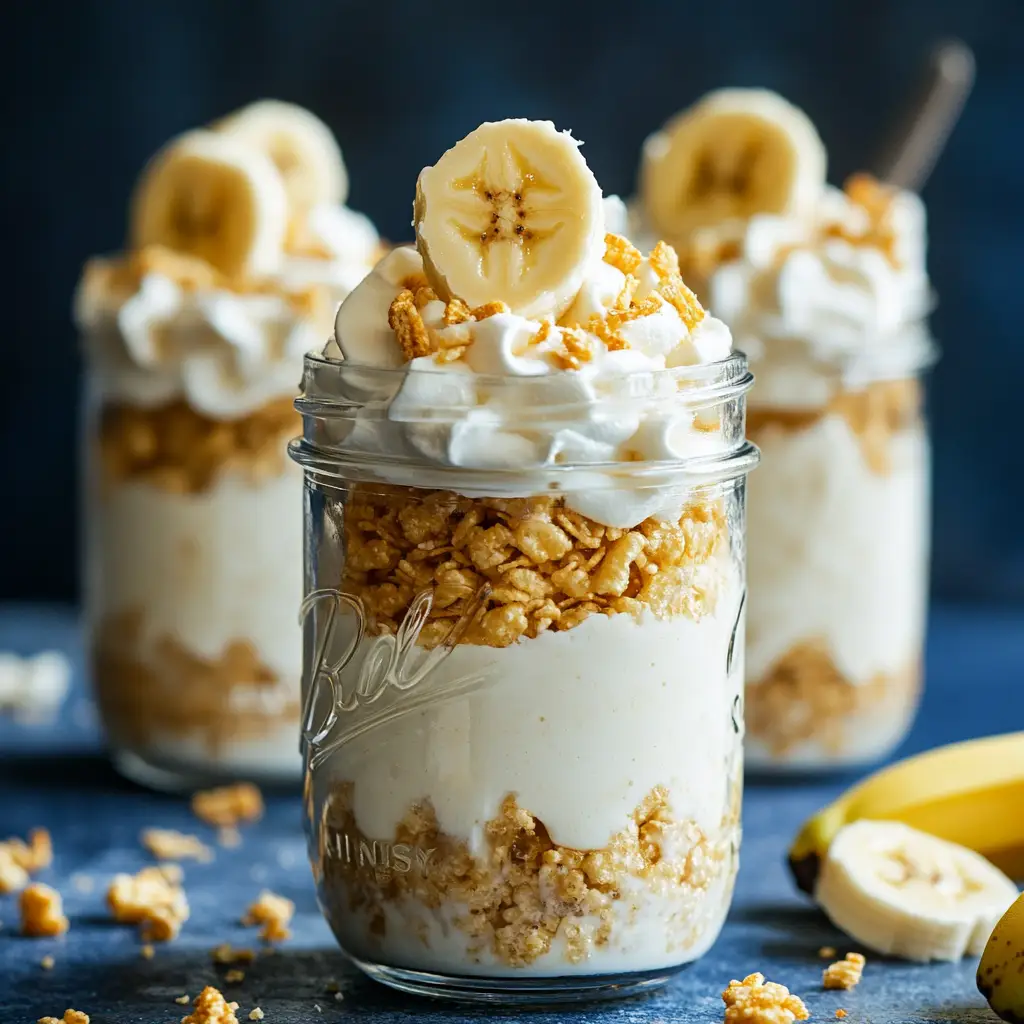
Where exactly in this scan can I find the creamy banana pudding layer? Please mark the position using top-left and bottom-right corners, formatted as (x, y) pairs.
(77, 101), (380, 780)
(300, 119), (750, 977)
(638, 90), (932, 768)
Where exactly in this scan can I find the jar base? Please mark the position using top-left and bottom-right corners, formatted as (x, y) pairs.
(112, 746), (300, 793)
(348, 956), (687, 1005)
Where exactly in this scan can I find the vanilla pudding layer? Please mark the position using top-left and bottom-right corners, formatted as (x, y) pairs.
(744, 402), (929, 765)
(87, 462), (304, 775)
(313, 586), (744, 975)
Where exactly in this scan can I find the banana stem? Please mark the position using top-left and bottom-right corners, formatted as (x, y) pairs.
(873, 39), (976, 191)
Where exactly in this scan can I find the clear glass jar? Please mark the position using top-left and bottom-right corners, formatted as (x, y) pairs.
(743, 328), (935, 771)
(292, 352), (758, 1002)
(81, 343), (306, 790)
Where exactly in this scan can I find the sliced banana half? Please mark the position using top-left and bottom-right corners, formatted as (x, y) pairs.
(130, 129), (288, 279)
(216, 99), (348, 213)
(414, 119), (605, 320)
(816, 820), (1019, 963)
(641, 88), (827, 242)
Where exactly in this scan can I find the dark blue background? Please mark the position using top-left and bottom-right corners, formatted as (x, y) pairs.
(3, 0), (1022, 604)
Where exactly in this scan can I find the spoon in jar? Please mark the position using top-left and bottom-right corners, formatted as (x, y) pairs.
(872, 39), (976, 191)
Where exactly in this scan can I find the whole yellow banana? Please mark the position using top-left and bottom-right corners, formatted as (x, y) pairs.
(978, 892), (1024, 1022)
(789, 731), (1024, 895)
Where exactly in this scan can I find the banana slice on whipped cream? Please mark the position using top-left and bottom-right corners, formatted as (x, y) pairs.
(641, 88), (827, 242)
(215, 99), (349, 215)
(130, 129), (288, 278)
(414, 118), (606, 320)
(816, 820), (1019, 962)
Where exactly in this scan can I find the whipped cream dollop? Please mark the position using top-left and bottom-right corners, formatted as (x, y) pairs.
(76, 204), (380, 419)
(681, 182), (931, 407)
(327, 236), (736, 528)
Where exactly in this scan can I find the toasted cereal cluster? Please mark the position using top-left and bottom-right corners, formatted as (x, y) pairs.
(322, 782), (735, 967)
(94, 619), (294, 754)
(340, 486), (727, 649)
(192, 784), (265, 828)
(180, 986), (239, 1024)
(824, 173), (903, 266)
(20, 883), (69, 937)
(211, 943), (256, 966)
(747, 378), (923, 477)
(37, 1011), (90, 1024)
(242, 890), (295, 942)
(107, 864), (189, 941)
(98, 396), (298, 494)
(745, 640), (920, 757)
(142, 829), (213, 863)
(823, 951), (866, 990)
(0, 828), (52, 894)
(722, 973), (810, 1024)
(384, 235), (705, 368)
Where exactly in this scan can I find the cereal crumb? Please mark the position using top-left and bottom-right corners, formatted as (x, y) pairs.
(107, 865), (189, 941)
(37, 1012), (89, 1024)
(333, 992), (344, 1003)
(836, 1012), (847, 1020)
(20, 883), (69, 937)
(823, 952), (866, 991)
(192, 784), (264, 828)
(40, 955), (55, 969)
(224, 969), (245, 983)
(242, 890), (294, 943)
(387, 289), (432, 361)
(218, 827), (242, 848)
(0, 829), (52, 893)
(140, 943), (155, 960)
(176, 995), (191, 1004)
(181, 986), (239, 1024)
(723, 972), (809, 1024)
(818, 946), (837, 958)
(211, 942), (256, 965)
(249, 1011), (264, 1022)
(603, 233), (643, 275)
(142, 828), (213, 862)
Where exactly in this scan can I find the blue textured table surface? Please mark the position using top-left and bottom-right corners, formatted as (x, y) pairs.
(1, 604), (1021, 1024)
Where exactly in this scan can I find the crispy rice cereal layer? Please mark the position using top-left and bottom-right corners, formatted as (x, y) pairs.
(747, 379), (922, 477)
(93, 612), (299, 754)
(98, 397), (299, 495)
(338, 486), (728, 650)
(745, 640), (921, 757)
(319, 784), (736, 968)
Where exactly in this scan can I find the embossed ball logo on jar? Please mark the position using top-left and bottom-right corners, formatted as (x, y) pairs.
(298, 583), (492, 768)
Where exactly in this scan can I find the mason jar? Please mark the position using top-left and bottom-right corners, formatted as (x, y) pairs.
(76, 259), (329, 789)
(291, 351), (758, 1002)
(743, 327), (935, 770)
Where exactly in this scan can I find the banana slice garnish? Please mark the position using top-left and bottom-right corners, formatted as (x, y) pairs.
(130, 129), (288, 279)
(641, 88), (826, 242)
(216, 99), (349, 214)
(816, 820), (1019, 962)
(414, 119), (605, 320)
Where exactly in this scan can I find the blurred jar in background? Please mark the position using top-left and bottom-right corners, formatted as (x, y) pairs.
(74, 101), (382, 789)
(638, 89), (934, 771)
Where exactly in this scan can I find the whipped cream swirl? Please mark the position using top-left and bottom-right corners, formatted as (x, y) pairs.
(325, 236), (740, 529)
(76, 204), (380, 419)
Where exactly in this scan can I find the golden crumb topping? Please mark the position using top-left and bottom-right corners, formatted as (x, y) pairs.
(142, 828), (213, 863)
(603, 233), (643, 275)
(722, 973), (810, 1024)
(242, 890), (294, 943)
(192, 784), (264, 828)
(20, 884), (69, 937)
(37, 1012), (89, 1024)
(107, 864), (189, 941)
(823, 951), (866, 990)
(181, 986), (239, 1024)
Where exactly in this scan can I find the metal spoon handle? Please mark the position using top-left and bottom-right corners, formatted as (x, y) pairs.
(873, 40), (976, 191)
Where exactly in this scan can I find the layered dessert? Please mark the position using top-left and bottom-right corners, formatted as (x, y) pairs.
(638, 90), (932, 768)
(76, 101), (381, 785)
(294, 119), (757, 989)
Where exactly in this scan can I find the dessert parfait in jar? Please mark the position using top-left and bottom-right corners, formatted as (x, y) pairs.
(292, 118), (758, 1001)
(75, 101), (382, 788)
(639, 89), (934, 770)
